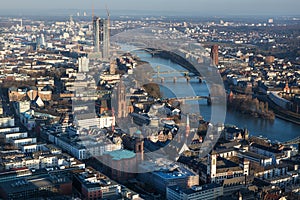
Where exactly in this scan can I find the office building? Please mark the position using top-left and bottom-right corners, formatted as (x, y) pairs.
(73, 167), (141, 200)
(78, 57), (90, 72)
(138, 163), (199, 195)
(0, 174), (72, 199)
(167, 183), (223, 200)
(73, 168), (121, 199)
(93, 17), (110, 60)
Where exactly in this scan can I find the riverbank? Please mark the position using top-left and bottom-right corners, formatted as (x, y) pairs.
(133, 48), (300, 141)
(147, 48), (300, 125)
(228, 94), (275, 120)
(267, 97), (300, 125)
(254, 94), (300, 125)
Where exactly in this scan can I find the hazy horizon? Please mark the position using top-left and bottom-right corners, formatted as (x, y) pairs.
(0, 0), (299, 16)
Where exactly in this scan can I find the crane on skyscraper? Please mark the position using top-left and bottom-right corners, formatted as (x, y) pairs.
(92, 1), (95, 21)
(106, 5), (111, 59)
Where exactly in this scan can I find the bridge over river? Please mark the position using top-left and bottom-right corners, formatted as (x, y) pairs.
(283, 136), (300, 152)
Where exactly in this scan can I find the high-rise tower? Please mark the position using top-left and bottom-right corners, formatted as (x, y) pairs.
(93, 17), (110, 60)
(210, 45), (219, 66)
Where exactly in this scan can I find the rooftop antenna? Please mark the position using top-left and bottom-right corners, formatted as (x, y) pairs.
(106, 4), (110, 24)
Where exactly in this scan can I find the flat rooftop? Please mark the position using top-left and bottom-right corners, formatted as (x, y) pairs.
(0, 174), (71, 194)
(168, 183), (222, 195)
(103, 149), (136, 161)
(154, 166), (197, 179)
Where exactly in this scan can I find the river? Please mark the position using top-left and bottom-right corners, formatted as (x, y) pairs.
(132, 50), (300, 142)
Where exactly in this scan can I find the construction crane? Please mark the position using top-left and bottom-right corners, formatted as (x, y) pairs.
(106, 4), (111, 59)
(106, 5), (110, 29)
(92, 1), (95, 21)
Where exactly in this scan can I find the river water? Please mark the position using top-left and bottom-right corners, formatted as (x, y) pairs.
(133, 50), (300, 142)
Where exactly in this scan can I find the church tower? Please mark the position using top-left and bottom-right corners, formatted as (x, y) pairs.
(243, 158), (250, 176)
(117, 79), (127, 118)
(207, 151), (217, 183)
(134, 133), (144, 162)
(283, 81), (290, 93)
(185, 114), (190, 139)
(210, 45), (219, 66)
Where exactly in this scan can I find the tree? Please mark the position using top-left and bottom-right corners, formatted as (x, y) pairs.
(259, 101), (265, 113)
(143, 83), (161, 98)
(254, 98), (259, 111)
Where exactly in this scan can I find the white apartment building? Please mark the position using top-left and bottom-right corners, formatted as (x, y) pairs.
(0, 131), (27, 143)
(12, 137), (37, 148)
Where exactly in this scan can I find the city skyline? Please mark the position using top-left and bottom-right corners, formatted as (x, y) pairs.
(0, 0), (300, 16)
(0, 1), (299, 199)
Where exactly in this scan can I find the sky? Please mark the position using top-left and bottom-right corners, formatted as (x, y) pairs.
(0, 0), (300, 16)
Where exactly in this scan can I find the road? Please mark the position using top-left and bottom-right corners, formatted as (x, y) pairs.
(0, 88), (14, 116)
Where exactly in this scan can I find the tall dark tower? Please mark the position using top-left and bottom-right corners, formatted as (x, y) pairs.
(210, 45), (219, 66)
(93, 17), (100, 53)
(134, 132), (144, 162)
(93, 17), (110, 59)
(122, 130), (145, 163)
(116, 80), (127, 118)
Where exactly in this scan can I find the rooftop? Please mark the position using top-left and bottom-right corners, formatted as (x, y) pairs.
(240, 150), (270, 160)
(168, 183), (222, 195)
(103, 149), (136, 161)
(251, 143), (282, 154)
(154, 165), (197, 179)
(0, 174), (71, 194)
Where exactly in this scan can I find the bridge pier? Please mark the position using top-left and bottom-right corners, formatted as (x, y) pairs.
(199, 77), (202, 83)
(207, 96), (211, 105)
(186, 77), (190, 83)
